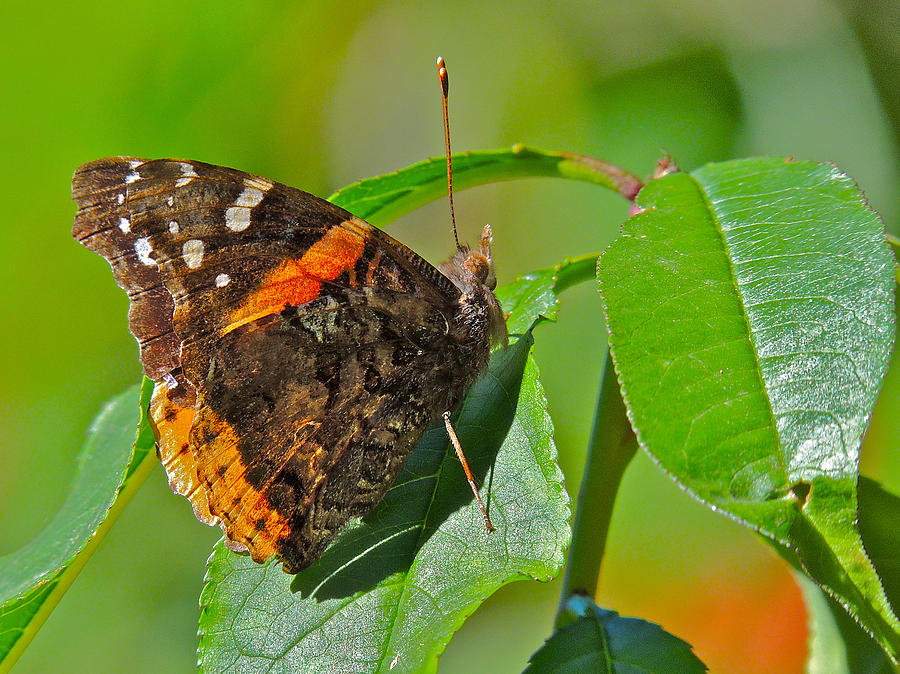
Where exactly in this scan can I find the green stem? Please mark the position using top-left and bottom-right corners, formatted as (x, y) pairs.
(554, 253), (602, 294)
(556, 350), (636, 624)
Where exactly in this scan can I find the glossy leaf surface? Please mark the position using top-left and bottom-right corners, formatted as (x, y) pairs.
(597, 158), (898, 660)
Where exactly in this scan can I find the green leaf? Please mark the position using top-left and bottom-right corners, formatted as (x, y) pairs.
(597, 158), (899, 661)
(198, 328), (569, 673)
(801, 478), (900, 673)
(0, 378), (156, 673)
(527, 594), (707, 673)
(496, 253), (599, 336)
(328, 145), (642, 223)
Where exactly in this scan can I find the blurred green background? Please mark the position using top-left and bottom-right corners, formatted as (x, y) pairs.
(2, 2), (898, 672)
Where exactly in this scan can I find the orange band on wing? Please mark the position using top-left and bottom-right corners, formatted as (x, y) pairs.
(193, 409), (291, 564)
(150, 380), (214, 525)
(225, 222), (366, 333)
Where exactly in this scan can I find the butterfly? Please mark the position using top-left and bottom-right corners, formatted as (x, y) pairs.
(72, 156), (506, 573)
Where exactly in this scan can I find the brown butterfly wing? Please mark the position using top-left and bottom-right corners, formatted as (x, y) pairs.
(72, 157), (494, 571)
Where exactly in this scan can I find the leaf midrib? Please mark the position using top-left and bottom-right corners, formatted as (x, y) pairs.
(686, 172), (789, 487)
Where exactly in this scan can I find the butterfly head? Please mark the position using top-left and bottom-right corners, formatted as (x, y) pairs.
(441, 224), (507, 348)
(443, 224), (497, 291)
(461, 224), (497, 290)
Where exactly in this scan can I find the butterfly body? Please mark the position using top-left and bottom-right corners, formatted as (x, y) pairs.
(73, 157), (505, 572)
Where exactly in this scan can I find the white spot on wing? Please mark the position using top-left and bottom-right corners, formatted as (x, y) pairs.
(223, 180), (269, 232)
(125, 172), (140, 184)
(135, 238), (155, 266)
(235, 185), (265, 207)
(225, 206), (252, 231)
(215, 273), (231, 287)
(174, 162), (198, 187)
(118, 217), (131, 233)
(169, 220), (179, 234)
(117, 193), (125, 205)
(167, 196), (174, 207)
(182, 239), (204, 269)
(129, 160), (144, 169)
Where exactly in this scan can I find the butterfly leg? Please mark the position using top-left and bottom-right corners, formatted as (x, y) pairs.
(441, 411), (495, 533)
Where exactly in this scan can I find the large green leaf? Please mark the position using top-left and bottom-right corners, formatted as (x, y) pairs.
(526, 594), (706, 673)
(597, 158), (898, 660)
(0, 379), (156, 673)
(198, 328), (569, 673)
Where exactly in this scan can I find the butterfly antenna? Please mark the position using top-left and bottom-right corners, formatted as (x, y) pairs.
(437, 56), (461, 251)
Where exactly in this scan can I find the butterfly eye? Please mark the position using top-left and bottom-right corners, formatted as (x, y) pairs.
(484, 265), (497, 290)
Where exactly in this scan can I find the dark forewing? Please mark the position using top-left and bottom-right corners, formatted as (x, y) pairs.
(72, 157), (461, 384)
